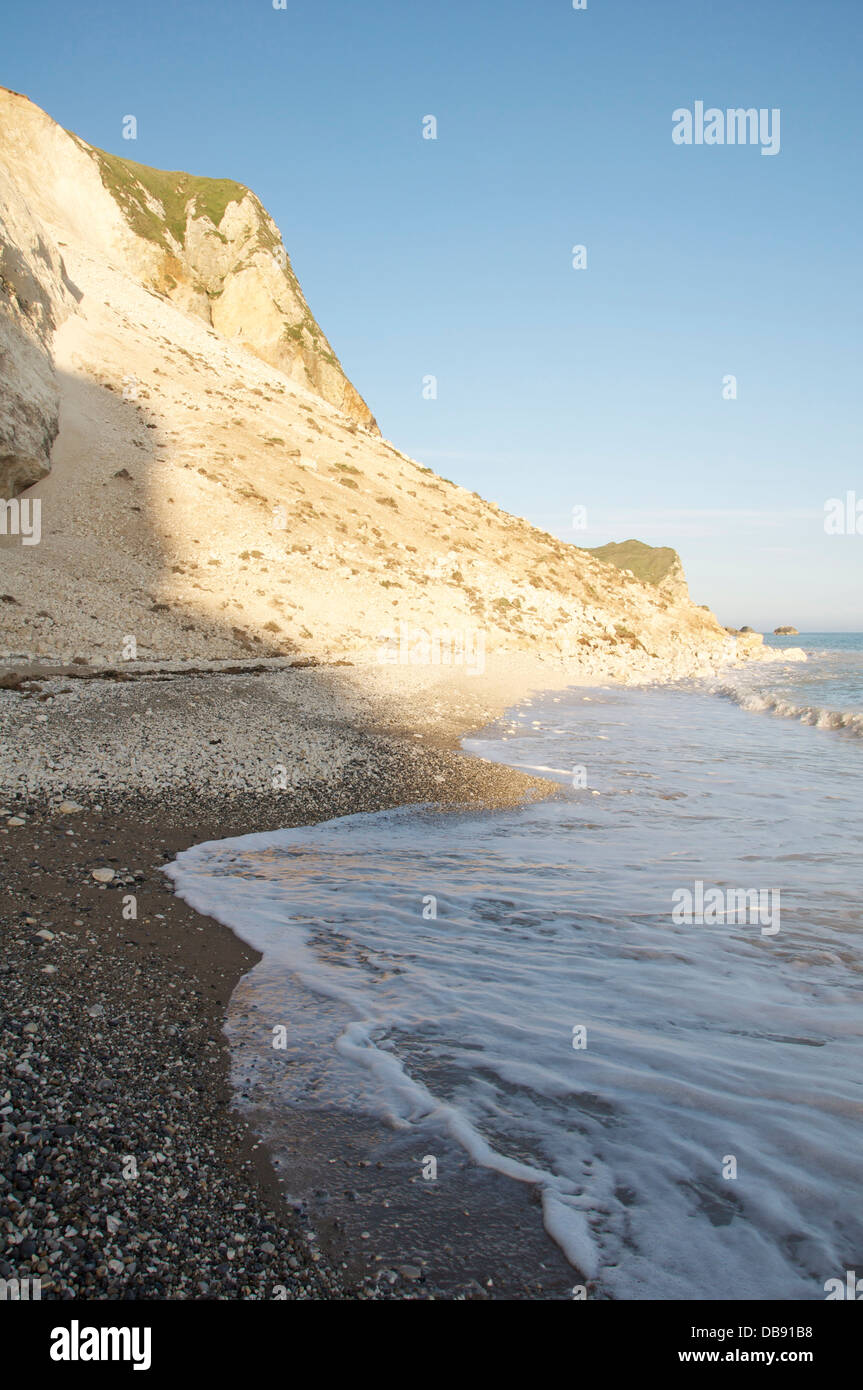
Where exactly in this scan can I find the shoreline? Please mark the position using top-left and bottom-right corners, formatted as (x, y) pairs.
(1, 658), (585, 1299)
(0, 648), (800, 1299)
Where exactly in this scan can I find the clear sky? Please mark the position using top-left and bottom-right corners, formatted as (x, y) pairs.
(4, 0), (862, 629)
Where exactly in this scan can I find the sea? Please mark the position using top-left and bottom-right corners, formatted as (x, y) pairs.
(166, 634), (863, 1299)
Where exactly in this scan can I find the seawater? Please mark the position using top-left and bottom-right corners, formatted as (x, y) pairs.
(167, 634), (863, 1299)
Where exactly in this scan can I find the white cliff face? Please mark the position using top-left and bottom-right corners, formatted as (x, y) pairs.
(0, 158), (77, 495)
(0, 87), (743, 677)
(0, 86), (377, 432)
(655, 552), (691, 603)
(0, 90), (158, 275)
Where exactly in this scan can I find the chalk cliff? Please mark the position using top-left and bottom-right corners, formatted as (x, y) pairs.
(0, 86), (376, 433)
(0, 155), (77, 494)
(0, 87), (751, 679)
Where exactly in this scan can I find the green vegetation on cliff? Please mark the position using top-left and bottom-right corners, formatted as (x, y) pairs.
(70, 136), (248, 247)
(583, 538), (680, 588)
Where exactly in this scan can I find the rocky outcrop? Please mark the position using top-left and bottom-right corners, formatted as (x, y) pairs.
(735, 630), (806, 663)
(583, 539), (690, 602)
(0, 86), (377, 432)
(735, 631), (765, 657)
(0, 156), (78, 495)
(774, 626), (799, 635)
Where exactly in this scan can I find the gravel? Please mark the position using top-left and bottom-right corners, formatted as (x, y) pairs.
(0, 664), (543, 1299)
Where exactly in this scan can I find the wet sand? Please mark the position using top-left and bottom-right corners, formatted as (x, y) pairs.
(1, 662), (587, 1299)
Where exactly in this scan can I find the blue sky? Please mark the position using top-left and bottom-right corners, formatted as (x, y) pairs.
(5, 0), (862, 628)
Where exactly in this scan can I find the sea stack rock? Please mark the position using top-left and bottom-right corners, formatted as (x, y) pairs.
(774, 626), (799, 635)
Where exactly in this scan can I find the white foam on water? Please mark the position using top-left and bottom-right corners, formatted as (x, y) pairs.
(711, 634), (863, 739)
(166, 637), (863, 1299)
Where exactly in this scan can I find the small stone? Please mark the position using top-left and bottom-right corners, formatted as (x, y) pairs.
(7, 817), (25, 827)
(92, 868), (115, 883)
(58, 801), (84, 814)
(35, 929), (55, 942)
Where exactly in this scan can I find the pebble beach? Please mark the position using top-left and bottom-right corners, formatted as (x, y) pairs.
(0, 656), (581, 1299)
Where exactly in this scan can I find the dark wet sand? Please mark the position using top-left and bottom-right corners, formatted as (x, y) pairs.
(1, 715), (582, 1299)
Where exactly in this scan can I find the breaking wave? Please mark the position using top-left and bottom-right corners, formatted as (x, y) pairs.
(168, 647), (863, 1299)
(716, 685), (863, 737)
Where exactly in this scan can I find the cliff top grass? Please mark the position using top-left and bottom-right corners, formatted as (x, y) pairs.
(583, 539), (679, 588)
(71, 136), (249, 248)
